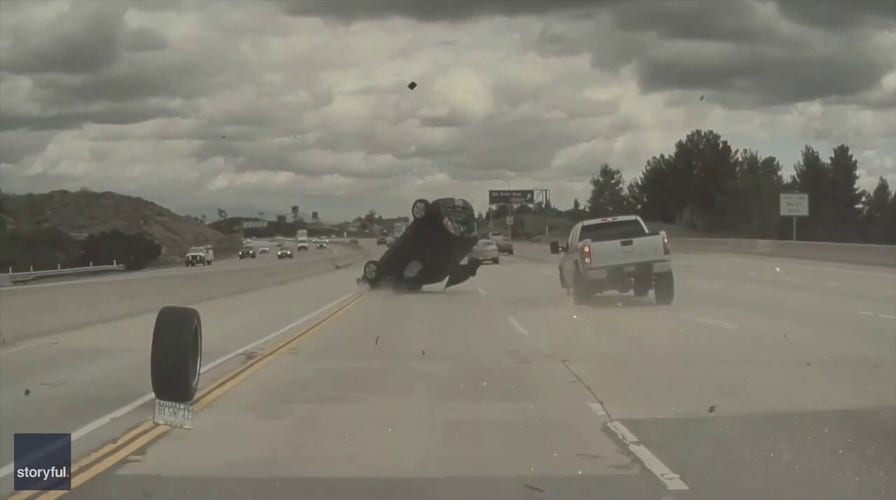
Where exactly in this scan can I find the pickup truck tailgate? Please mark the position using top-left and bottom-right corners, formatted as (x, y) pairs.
(589, 235), (665, 268)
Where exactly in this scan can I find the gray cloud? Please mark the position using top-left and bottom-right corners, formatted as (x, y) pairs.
(2, 2), (128, 75)
(275, 0), (599, 23)
(1, 0), (893, 220)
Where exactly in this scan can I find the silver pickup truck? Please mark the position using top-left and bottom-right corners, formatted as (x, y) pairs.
(550, 215), (674, 305)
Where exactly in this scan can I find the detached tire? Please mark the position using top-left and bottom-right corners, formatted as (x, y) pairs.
(411, 199), (430, 221)
(151, 306), (202, 403)
(654, 272), (675, 305)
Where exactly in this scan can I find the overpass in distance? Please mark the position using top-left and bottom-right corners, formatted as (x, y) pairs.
(0, 236), (893, 499)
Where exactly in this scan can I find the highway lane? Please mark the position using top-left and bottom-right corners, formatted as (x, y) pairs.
(61, 246), (895, 499)
(0, 244), (365, 345)
(0, 248), (367, 496)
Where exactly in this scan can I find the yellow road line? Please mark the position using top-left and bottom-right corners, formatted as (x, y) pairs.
(13, 292), (364, 500)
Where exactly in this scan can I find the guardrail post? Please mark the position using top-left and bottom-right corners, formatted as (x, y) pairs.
(7, 267), (11, 274)
(113, 259), (117, 266)
(90, 261), (93, 267)
(58, 263), (61, 270)
(30, 265), (33, 272)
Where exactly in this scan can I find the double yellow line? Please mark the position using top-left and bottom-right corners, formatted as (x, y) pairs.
(11, 292), (364, 500)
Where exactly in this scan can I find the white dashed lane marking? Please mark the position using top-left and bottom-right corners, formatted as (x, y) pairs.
(507, 316), (530, 336)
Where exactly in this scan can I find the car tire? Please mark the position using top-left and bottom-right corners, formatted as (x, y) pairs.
(150, 306), (202, 403)
(493, 257), (500, 264)
(363, 260), (381, 284)
(411, 199), (430, 221)
(508, 248), (514, 255)
(633, 278), (650, 297)
(571, 270), (590, 305)
(654, 272), (674, 305)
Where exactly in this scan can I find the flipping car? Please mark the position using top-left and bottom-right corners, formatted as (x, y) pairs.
(358, 198), (481, 291)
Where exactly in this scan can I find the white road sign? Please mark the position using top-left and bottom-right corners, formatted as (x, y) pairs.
(780, 193), (809, 217)
(506, 216), (514, 225)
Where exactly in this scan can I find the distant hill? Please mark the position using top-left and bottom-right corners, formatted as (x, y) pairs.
(1, 190), (241, 264)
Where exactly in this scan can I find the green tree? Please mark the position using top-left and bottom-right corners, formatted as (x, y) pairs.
(827, 145), (863, 242)
(790, 146), (831, 241)
(862, 177), (892, 243)
(734, 150), (784, 237)
(632, 154), (677, 223)
(587, 164), (630, 217)
(671, 129), (740, 231)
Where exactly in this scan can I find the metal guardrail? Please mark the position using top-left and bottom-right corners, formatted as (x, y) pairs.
(4, 264), (127, 284)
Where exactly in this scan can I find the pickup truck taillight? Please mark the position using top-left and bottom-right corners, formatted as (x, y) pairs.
(662, 234), (671, 256)
(582, 244), (592, 264)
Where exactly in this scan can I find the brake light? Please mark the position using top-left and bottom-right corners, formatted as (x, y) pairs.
(662, 235), (671, 256)
(582, 244), (592, 264)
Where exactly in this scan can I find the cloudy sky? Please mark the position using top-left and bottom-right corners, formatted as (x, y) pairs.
(1, 0), (894, 222)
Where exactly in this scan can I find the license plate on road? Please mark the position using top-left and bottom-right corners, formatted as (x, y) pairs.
(153, 399), (194, 429)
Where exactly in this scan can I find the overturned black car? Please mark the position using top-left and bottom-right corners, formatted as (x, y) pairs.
(358, 198), (481, 291)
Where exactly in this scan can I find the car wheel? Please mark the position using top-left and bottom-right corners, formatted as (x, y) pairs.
(633, 277), (650, 297)
(508, 248), (514, 255)
(150, 306), (202, 403)
(363, 260), (381, 283)
(493, 257), (500, 264)
(411, 199), (430, 221)
(654, 272), (674, 304)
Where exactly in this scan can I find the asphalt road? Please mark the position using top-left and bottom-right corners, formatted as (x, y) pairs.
(2, 241), (894, 499)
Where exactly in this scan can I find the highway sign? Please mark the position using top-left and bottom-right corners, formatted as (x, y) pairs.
(489, 190), (534, 204)
(506, 216), (513, 225)
(780, 194), (809, 217)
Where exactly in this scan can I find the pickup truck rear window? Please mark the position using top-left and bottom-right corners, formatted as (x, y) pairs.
(579, 220), (646, 242)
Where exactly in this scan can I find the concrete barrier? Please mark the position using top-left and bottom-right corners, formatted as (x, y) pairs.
(520, 237), (895, 268)
(670, 238), (896, 267)
(0, 244), (368, 345)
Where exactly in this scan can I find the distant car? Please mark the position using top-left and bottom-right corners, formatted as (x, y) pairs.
(489, 231), (514, 254)
(317, 240), (328, 249)
(259, 247), (270, 254)
(238, 247), (257, 259)
(277, 248), (294, 259)
(349, 238), (360, 245)
(376, 236), (388, 245)
(468, 238), (500, 264)
(358, 197), (481, 291)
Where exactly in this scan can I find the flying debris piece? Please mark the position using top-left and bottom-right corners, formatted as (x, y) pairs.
(407, 81), (418, 90)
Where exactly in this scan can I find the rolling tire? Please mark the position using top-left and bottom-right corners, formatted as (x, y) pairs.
(654, 271), (675, 305)
(571, 271), (590, 305)
(363, 260), (381, 284)
(151, 306), (202, 403)
(411, 199), (430, 221)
